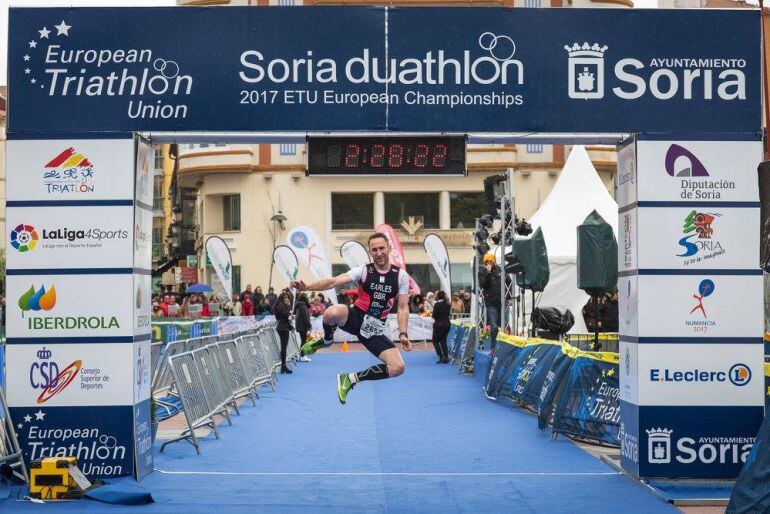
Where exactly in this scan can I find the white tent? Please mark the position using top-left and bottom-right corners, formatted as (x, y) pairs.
(527, 145), (618, 333)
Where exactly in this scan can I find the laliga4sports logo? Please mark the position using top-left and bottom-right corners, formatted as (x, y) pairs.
(10, 224), (39, 252)
(565, 42), (747, 101)
(29, 346), (82, 404)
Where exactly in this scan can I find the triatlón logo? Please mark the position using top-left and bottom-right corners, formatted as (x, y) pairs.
(564, 42), (608, 100)
(43, 147), (95, 195)
(665, 144), (709, 177)
(690, 279), (715, 318)
(18, 284), (57, 317)
(10, 224), (38, 252)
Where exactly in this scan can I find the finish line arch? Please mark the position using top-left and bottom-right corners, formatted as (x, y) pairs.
(4, 5), (764, 482)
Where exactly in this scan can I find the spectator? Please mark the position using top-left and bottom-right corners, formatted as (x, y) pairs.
(582, 296), (606, 333)
(181, 295), (191, 317)
(410, 294), (425, 315)
(451, 293), (465, 315)
(208, 295), (221, 317)
(160, 294), (180, 317)
(227, 294), (242, 316)
(319, 293), (331, 309)
(266, 287), (278, 312)
(463, 290), (472, 314)
(239, 284), (254, 304)
(310, 296), (326, 317)
(253, 286), (265, 310)
(274, 293), (293, 374)
(478, 253), (502, 350)
(256, 298), (271, 316)
(241, 295), (254, 316)
(425, 292), (436, 314)
(151, 301), (162, 319)
(294, 293), (312, 362)
(603, 291), (619, 333)
(431, 291), (451, 363)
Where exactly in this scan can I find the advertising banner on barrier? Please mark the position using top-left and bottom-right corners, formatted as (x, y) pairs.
(7, 206), (134, 270)
(552, 355), (621, 446)
(508, 342), (564, 408)
(205, 236), (234, 301)
(6, 139), (135, 201)
(5, 343), (134, 407)
(6, 8), (761, 134)
(7, 274), (134, 340)
(287, 226), (337, 303)
(484, 335), (525, 398)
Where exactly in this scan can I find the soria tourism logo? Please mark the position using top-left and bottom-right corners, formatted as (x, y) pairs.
(43, 147), (95, 195)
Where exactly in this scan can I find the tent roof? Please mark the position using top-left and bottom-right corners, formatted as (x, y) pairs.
(528, 146), (618, 259)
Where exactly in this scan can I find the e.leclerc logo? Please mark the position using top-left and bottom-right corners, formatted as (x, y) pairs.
(649, 362), (751, 387)
(19, 284), (120, 331)
(43, 147), (95, 195)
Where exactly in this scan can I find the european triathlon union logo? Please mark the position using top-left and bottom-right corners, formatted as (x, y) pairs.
(665, 144), (709, 177)
(564, 43), (607, 100)
(647, 428), (673, 464)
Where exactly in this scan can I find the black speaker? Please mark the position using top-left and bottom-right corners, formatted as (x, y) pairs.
(483, 174), (507, 218)
(760, 161), (770, 272)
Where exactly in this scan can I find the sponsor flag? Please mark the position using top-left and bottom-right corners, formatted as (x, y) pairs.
(205, 236), (233, 301)
(376, 223), (420, 294)
(273, 245), (299, 285)
(340, 240), (371, 270)
(423, 233), (452, 295)
(287, 226), (337, 303)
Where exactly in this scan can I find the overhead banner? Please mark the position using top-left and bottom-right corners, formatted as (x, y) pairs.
(287, 226), (337, 303)
(272, 245), (299, 286)
(340, 240), (371, 270)
(7, 8), (760, 134)
(205, 236), (233, 301)
(423, 233), (452, 295)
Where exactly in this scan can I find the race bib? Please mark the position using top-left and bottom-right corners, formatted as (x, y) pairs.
(360, 314), (385, 338)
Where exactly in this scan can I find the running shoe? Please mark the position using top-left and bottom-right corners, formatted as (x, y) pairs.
(337, 373), (355, 404)
(301, 338), (326, 356)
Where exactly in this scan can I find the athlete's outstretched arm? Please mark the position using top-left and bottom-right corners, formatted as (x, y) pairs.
(397, 293), (412, 351)
(290, 273), (352, 292)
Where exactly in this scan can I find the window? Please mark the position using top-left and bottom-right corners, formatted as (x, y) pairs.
(153, 176), (164, 211)
(279, 144), (297, 155)
(450, 192), (486, 229)
(152, 227), (164, 260)
(384, 193), (439, 229)
(526, 144), (544, 153)
(278, 0), (296, 4)
(524, 0), (541, 6)
(405, 264), (440, 294)
(154, 148), (164, 169)
(223, 194), (241, 231)
(451, 264), (474, 293)
(331, 193), (374, 230)
(232, 265), (241, 297)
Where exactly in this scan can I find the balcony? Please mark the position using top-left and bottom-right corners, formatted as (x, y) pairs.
(177, 144), (257, 186)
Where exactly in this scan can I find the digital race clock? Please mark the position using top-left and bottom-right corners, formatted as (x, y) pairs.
(307, 136), (466, 176)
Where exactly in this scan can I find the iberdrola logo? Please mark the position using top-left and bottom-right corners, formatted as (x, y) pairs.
(18, 284), (57, 317)
(136, 286), (142, 309)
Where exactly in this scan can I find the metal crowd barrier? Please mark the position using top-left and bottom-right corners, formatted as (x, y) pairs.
(158, 326), (287, 454)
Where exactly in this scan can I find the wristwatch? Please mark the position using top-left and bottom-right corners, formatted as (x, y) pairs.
(399, 331), (409, 338)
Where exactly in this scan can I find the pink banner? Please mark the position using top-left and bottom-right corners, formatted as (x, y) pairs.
(375, 223), (420, 294)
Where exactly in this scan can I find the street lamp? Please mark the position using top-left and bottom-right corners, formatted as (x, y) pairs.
(268, 211), (288, 291)
(270, 211), (287, 230)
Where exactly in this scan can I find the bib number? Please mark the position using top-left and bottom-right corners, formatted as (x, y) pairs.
(360, 315), (385, 338)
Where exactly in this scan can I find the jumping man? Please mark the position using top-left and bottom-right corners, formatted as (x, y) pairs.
(290, 232), (411, 404)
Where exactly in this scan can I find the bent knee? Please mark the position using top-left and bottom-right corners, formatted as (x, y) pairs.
(388, 362), (405, 377)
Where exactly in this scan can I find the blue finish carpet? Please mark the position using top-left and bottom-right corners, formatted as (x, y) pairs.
(3, 352), (676, 513)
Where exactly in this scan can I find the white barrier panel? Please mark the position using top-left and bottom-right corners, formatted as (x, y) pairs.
(618, 137), (764, 480)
